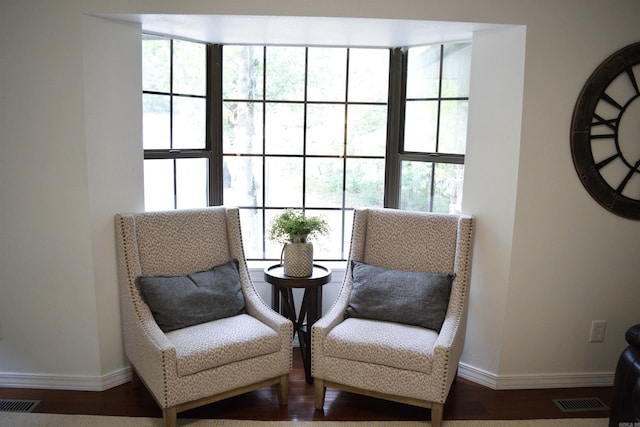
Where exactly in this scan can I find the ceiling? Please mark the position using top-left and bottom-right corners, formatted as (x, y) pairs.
(101, 14), (509, 47)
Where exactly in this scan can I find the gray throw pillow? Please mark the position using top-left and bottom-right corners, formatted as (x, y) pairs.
(137, 259), (246, 332)
(345, 260), (455, 332)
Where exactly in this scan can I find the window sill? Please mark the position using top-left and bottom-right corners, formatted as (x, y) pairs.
(247, 260), (347, 272)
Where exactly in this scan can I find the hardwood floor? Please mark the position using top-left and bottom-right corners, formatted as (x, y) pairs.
(0, 349), (613, 422)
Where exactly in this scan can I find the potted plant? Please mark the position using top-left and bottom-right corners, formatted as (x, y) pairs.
(268, 210), (329, 277)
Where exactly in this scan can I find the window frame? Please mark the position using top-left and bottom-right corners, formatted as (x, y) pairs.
(142, 38), (217, 210)
(142, 37), (469, 261)
(219, 45), (389, 261)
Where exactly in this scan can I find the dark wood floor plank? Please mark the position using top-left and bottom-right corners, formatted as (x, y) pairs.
(0, 349), (613, 421)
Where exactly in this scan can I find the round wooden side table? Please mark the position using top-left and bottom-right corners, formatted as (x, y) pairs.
(264, 264), (332, 384)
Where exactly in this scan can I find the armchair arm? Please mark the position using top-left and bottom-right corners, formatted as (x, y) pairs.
(311, 276), (353, 379)
(225, 207), (294, 347)
(120, 298), (179, 406)
(431, 293), (468, 402)
(242, 280), (294, 348)
(312, 276), (352, 335)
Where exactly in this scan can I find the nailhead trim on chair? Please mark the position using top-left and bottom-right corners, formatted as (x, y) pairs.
(115, 208), (294, 422)
(311, 208), (474, 423)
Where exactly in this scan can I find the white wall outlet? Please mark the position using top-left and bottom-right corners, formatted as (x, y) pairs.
(589, 320), (606, 343)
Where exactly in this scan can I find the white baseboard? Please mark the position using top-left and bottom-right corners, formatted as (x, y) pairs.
(458, 362), (614, 390)
(1, 364), (613, 392)
(0, 366), (131, 391)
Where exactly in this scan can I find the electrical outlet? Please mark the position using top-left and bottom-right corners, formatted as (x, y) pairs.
(589, 320), (606, 343)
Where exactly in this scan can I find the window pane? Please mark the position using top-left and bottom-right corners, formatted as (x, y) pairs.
(348, 48), (389, 103)
(144, 159), (174, 211)
(314, 210), (342, 259)
(176, 158), (208, 209)
(143, 94), (170, 149)
(239, 208), (263, 259)
(173, 40), (206, 96)
(400, 161), (464, 214)
(223, 101), (263, 154)
(307, 48), (347, 102)
(265, 103), (304, 154)
(142, 36), (170, 92)
(265, 208), (336, 260)
(223, 45), (264, 100)
(404, 100), (437, 152)
(306, 104), (345, 156)
(345, 158), (384, 208)
(346, 104), (387, 156)
(441, 43), (471, 98)
(406, 45), (440, 99)
(223, 156), (263, 207)
(266, 46), (305, 101)
(439, 100), (468, 154)
(434, 163), (464, 214)
(305, 158), (344, 208)
(172, 96), (206, 149)
(265, 209), (285, 259)
(400, 161), (432, 212)
(265, 157), (303, 206)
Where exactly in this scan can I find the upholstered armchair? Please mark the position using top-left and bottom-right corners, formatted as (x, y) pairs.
(311, 208), (474, 427)
(115, 207), (293, 427)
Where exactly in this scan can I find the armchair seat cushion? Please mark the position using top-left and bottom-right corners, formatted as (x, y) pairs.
(323, 318), (439, 374)
(166, 314), (281, 377)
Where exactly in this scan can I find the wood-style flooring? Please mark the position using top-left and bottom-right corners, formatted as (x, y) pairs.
(0, 349), (613, 422)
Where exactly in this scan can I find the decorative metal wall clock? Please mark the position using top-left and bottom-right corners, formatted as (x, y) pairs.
(570, 42), (640, 220)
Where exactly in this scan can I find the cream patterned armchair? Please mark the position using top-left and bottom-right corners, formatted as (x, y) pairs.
(115, 207), (293, 427)
(311, 208), (474, 427)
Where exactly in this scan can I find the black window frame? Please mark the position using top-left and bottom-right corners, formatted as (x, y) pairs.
(142, 38), (469, 261)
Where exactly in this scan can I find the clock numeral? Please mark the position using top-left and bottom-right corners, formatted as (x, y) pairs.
(600, 92), (624, 111)
(595, 153), (620, 170)
(590, 113), (618, 134)
(590, 133), (617, 140)
(625, 64), (640, 96)
(616, 159), (640, 194)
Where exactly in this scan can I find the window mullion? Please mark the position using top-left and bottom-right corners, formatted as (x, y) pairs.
(342, 49), (351, 260)
(383, 47), (406, 209)
(172, 159), (178, 209)
(208, 44), (224, 206)
(435, 44), (444, 154)
(302, 48), (309, 211)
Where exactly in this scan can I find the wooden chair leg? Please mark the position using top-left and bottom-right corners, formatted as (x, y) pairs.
(130, 366), (142, 389)
(430, 402), (443, 427)
(314, 378), (326, 410)
(278, 374), (289, 406)
(162, 406), (177, 427)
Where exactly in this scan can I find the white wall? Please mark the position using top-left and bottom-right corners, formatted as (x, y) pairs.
(493, 3), (640, 387)
(1, 0), (639, 391)
(0, 1), (103, 387)
(460, 26), (526, 383)
(82, 15), (144, 384)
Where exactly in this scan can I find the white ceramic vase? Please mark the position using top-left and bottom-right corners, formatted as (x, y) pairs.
(282, 235), (313, 277)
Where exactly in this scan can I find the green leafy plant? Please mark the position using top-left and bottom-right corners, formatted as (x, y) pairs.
(268, 210), (329, 245)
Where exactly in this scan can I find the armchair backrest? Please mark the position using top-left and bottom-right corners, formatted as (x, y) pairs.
(117, 207), (243, 279)
(346, 208), (474, 331)
(350, 208), (472, 274)
(114, 207), (253, 343)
